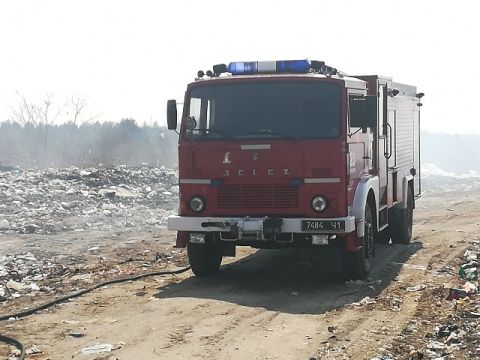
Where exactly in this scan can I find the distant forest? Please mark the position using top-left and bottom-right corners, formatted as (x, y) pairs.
(0, 120), (178, 169)
(0, 120), (478, 174)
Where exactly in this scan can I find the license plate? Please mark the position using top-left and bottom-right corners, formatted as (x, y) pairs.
(302, 220), (345, 231)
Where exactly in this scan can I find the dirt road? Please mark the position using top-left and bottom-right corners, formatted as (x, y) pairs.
(1, 187), (480, 359)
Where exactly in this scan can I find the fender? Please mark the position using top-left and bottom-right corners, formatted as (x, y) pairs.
(399, 174), (414, 209)
(351, 175), (379, 238)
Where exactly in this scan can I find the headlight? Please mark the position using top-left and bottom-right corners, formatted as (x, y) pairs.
(189, 196), (205, 212)
(311, 196), (328, 212)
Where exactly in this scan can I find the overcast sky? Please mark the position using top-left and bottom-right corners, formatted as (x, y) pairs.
(0, 0), (479, 133)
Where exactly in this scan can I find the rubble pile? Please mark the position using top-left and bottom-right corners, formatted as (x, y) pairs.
(0, 164), (188, 310)
(371, 239), (480, 359)
(0, 164), (179, 234)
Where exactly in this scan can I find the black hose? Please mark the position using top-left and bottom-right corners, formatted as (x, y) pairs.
(0, 266), (191, 322)
(0, 334), (25, 360)
(0, 266), (191, 359)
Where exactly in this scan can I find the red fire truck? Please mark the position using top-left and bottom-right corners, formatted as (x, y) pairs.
(167, 59), (423, 280)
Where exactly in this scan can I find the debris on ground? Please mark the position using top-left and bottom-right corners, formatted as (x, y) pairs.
(371, 238), (480, 359)
(0, 164), (178, 235)
(81, 343), (113, 355)
(0, 165), (187, 312)
(406, 284), (426, 292)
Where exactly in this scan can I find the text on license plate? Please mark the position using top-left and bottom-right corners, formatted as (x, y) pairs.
(302, 220), (345, 231)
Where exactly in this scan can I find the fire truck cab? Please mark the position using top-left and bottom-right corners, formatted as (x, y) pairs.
(167, 59), (423, 280)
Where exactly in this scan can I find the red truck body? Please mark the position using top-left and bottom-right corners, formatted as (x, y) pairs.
(167, 60), (422, 279)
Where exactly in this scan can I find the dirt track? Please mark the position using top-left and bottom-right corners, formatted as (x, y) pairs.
(1, 188), (479, 359)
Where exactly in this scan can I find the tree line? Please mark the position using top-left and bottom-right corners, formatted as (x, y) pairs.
(0, 119), (178, 169)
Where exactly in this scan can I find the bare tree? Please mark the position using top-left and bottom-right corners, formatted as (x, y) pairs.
(10, 92), (63, 126)
(69, 95), (87, 126)
(66, 95), (102, 126)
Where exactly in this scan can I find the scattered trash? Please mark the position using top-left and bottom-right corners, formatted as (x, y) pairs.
(0, 165), (184, 306)
(426, 340), (446, 350)
(465, 311), (480, 318)
(446, 287), (475, 300)
(25, 345), (42, 355)
(463, 250), (478, 261)
(406, 284), (426, 292)
(112, 342), (126, 350)
(459, 266), (478, 280)
(81, 343), (113, 355)
(436, 324), (459, 337)
(70, 273), (93, 282)
(372, 238), (480, 359)
(352, 296), (376, 306)
(462, 281), (478, 294)
(6, 280), (28, 292)
(391, 262), (427, 271)
(68, 331), (86, 338)
(0, 165), (178, 236)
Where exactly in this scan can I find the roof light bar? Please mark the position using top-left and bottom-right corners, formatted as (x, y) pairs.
(197, 59), (342, 78)
(227, 59), (311, 75)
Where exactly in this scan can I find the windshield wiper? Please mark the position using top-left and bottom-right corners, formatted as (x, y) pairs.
(243, 129), (297, 141)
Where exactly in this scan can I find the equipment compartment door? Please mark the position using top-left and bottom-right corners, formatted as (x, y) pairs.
(378, 84), (388, 206)
(413, 109), (421, 196)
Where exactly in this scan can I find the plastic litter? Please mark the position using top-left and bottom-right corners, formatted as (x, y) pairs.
(460, 266), (478, 280)
(81, 343), (113, 354)
(406, 284), (426, 292)
(446, 288), (475, 300)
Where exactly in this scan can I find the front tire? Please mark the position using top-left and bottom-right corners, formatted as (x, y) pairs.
(343, 203), (374, 280)
(391, 186), (413, 245)
(187, 234), (223, 277)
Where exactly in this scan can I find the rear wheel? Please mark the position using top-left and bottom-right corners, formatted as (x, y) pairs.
(343, 203), (374, 280)
(391, 186), (413, 245)
(187, 234), (223, 277)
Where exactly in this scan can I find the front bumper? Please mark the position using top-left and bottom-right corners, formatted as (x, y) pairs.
(168, 215), (356, 236)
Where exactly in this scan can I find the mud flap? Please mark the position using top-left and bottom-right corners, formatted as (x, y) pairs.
(174, 231), (189, 248)
(344, 232), (360, 252)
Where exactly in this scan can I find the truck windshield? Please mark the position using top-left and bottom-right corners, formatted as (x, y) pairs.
(185, 81), (341, 140)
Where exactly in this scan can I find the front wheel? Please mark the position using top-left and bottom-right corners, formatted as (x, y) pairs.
(187, 234), (223, 277)
(342, 203), (374, 280)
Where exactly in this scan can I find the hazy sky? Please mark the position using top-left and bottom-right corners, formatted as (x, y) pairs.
(0, 0), (479, 133)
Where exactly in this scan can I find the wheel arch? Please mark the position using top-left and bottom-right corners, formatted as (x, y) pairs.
(351, 176), (379, 237)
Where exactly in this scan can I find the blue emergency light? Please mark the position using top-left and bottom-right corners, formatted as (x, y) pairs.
(227, 59), (311, 75)
(199, 59), (339, 78)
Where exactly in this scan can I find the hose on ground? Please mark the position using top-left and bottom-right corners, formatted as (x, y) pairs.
(0, 334), (25, 360)
(0, 265), (191, 359)
(0, 266), (191, 322)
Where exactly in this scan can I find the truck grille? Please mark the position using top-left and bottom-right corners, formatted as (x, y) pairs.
(217, 184), (299, 209)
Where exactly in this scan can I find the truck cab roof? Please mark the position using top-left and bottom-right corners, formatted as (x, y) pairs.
(191, 73), (368, 92)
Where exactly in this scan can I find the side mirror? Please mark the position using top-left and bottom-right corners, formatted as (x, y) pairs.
(349, 95), (377, 131)
(167, 100), (177, 130)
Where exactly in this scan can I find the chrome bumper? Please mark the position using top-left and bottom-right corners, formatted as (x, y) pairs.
(168, 215), (356, 234)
